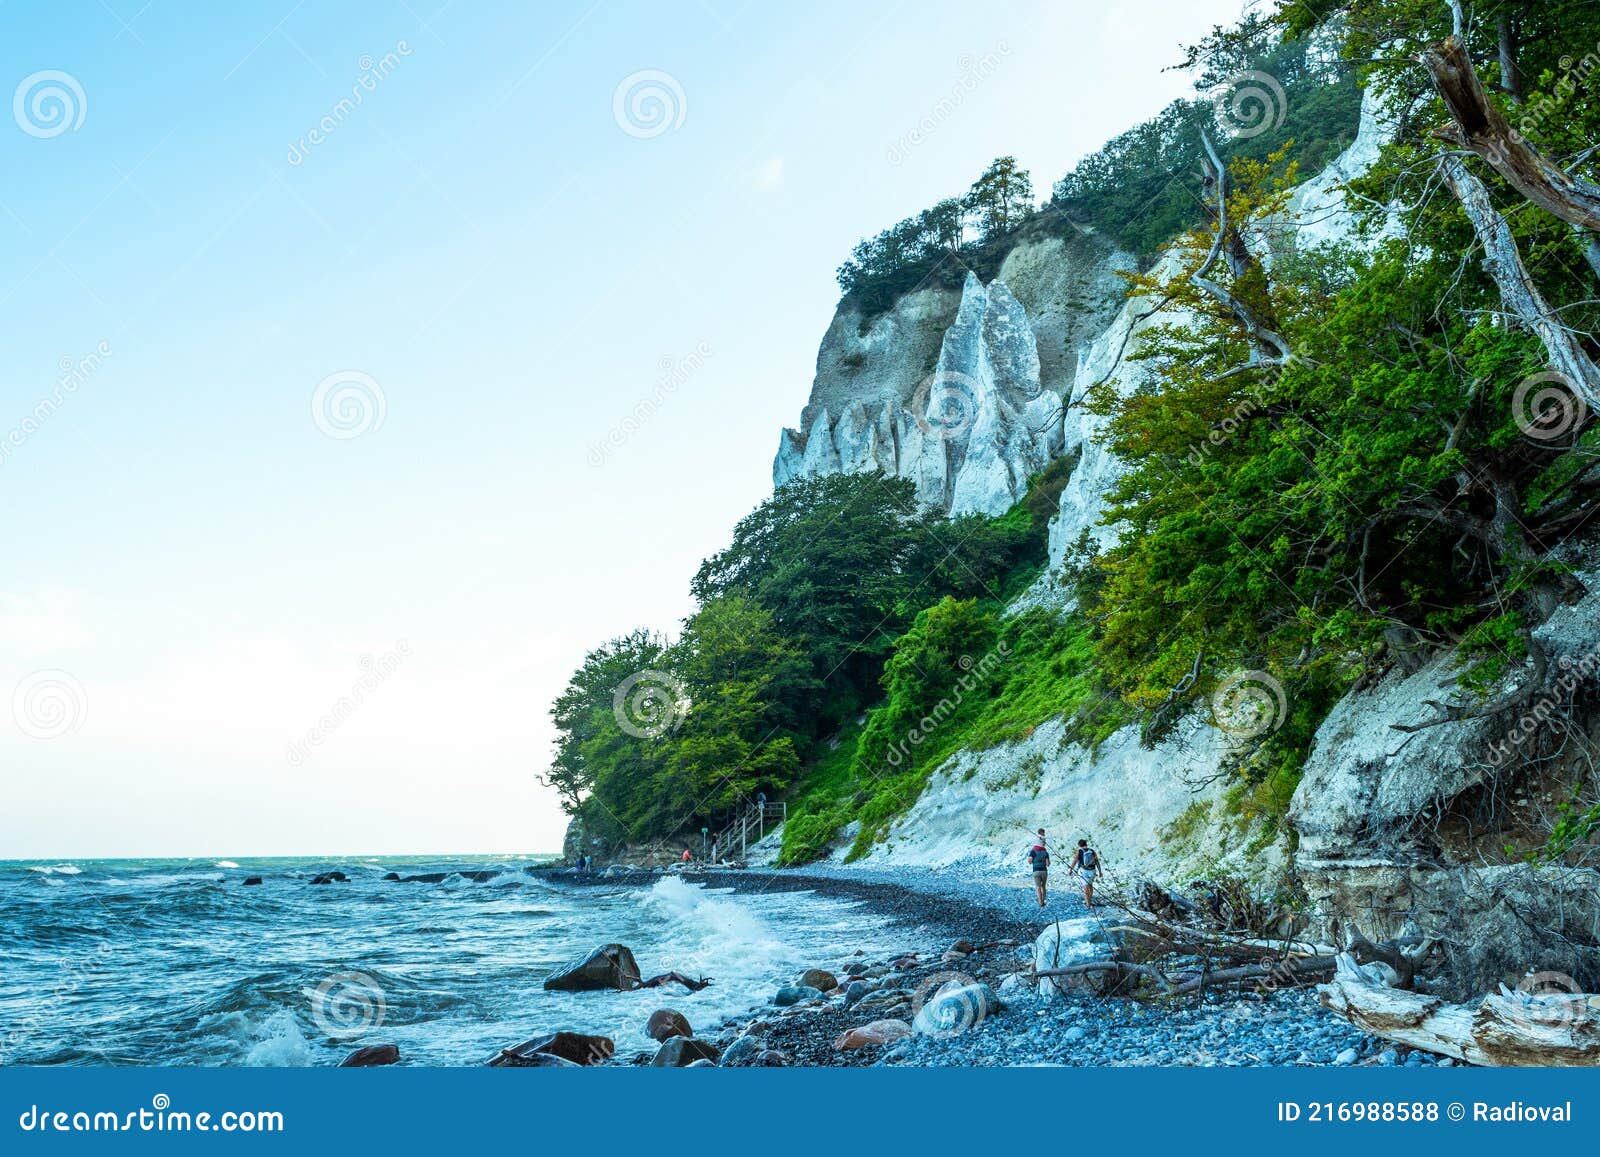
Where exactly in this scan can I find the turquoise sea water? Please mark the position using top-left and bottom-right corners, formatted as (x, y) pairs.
(0, 856), (912, 1066)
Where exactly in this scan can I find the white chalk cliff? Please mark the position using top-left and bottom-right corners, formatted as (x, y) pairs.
(778, 88), (1600, 994)
(774, 230), (1131, 516)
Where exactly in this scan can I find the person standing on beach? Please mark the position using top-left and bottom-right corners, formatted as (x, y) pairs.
(1027, 828), (1050, 908)
(1071, 839), (1102, 908)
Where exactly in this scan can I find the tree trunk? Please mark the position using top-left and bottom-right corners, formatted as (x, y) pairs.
(1424, 36), (1600, 231)
(1320, 955), (1600, 1066)
(1439, 153), (1600, 413)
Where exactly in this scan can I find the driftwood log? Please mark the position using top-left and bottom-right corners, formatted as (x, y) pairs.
(1319, 955), (1600, 1066)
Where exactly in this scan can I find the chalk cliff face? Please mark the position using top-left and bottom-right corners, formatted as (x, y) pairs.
(774, 231), (1130, 516)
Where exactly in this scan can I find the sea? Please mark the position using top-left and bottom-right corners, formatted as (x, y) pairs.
(0, 856), (917, 1066)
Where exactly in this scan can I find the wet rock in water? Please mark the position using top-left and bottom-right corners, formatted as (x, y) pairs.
(241, 877), (263, 886)
(834, 1019), (913, 1051)
(488, 1032), (614, 1067)
(456, 869), (500, 882)
(650, 1037), (721, 1067)
(383, 872), (401, 881)
(543, 944), (642, 992)
(720, 1036), (765, 1067)
(309, 871), (348, 885)
(646, 1009), (692, 1043)
(797, 968), (838, 992)
(773, 985), (822, 1007)
(913, 982), (1001, 1037)
(338, 1043), (400, 1067)
(489, 1050), (580, 1068)
(394, 872), (451, 884)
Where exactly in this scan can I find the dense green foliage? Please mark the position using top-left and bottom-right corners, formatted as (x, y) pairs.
(553, 1), (1600, 868)
(835, 18), (1362, 321)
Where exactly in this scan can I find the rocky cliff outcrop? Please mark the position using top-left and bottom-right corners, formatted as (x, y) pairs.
(774, 231), (1129, 516)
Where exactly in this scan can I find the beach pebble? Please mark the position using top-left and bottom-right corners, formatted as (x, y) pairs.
(773, 985), (822, 1007)
(650, 1037), (721, 1067)
(797, 968), (838, 992)
(834, 1019), (913, 1051)
(646, 1009), (692, 1043)
(720, 1036), (765, 1067)
(1334, 1047), (1359, 1065)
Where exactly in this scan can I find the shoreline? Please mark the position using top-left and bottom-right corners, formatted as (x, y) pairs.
(537, 864), (1410, 1069)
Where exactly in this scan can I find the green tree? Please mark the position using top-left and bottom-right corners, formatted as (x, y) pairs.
(965, 155), (1034, 239)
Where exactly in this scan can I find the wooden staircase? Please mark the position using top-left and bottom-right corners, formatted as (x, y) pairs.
(708, 796), (787, 863)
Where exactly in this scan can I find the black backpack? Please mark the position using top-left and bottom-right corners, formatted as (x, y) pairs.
(1079, 847), (1098, 870)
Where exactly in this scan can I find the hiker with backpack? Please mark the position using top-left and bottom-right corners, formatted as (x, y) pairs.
(1027, 828), (1050, 908)
(1071, 839), (1102, 908)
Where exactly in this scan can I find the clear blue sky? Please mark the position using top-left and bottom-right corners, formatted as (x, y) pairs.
(1, 0), (1245, 858)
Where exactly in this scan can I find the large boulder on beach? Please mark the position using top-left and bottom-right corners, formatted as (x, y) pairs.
(543, 944), (642, 992)
(650, 1037), (721, 1067)
(913, 981), (1001, 1037)
(488, 1032), (614, 1066)
(773, 984), (822, 1006)
(720, 1036), (765, 1067)
(646, 1009), (692, 1042)
(1033, 919), (1125, 997)
(834, 1019), (912, 1051)
(797, 968), (838, 992)
(338, 1043), (400, 1067)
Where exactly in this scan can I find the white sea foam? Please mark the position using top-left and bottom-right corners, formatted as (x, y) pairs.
(53, 864), (83, 874)
(215, 861), (240, 869)
(240, 1010), (316, 1067)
